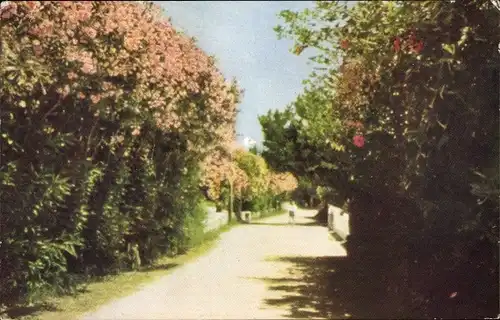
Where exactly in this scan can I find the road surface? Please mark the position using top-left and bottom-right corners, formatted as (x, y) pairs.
(82, 209), (347, 319)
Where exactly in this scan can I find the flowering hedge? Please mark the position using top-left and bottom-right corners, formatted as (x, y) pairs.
(200, 146), (297, 214)
(269, 172), (298, 195)
(0, 1), (240, 304)
(1, 1), (237, 150)
(200, 148), (249, 201)
(269, 0), (499, 317)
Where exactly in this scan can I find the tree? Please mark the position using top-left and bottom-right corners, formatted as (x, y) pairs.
(270, 0), (499, 317)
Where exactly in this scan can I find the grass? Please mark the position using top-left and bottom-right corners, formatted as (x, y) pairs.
(7, 209), (285, 320)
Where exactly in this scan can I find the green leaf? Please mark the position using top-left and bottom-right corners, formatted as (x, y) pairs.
(442, 43), (455, 55)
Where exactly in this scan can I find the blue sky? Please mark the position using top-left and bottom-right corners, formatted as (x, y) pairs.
(156, 1), (316, 145)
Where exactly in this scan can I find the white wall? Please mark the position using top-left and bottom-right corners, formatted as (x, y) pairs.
(203, 207), (229, 233)
(327, 205), (350, 240)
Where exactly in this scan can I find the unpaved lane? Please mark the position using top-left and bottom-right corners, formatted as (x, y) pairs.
(82, 209), (347, 319)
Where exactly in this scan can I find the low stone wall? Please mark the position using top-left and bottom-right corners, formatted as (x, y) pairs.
(203, 205), (281, 231)
(281, 202), (291, 211)
(327, 205), (350, 240)
(203, 207), (229, 233)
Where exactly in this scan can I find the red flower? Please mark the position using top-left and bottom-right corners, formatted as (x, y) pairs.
(340, 39), (349, 50)
(393, 37), (401, 52)
(412, 40), (424, 54)
(353, 135), (365, 148)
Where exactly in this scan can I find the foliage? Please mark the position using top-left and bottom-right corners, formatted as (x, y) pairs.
(0, 0), (240, 304)
(199, 148), (249, 201)
(269, 172), (298, 195)
(200, 146), (298, 214)
(270, 0), (499, 317)
(233, 149), (270, 199)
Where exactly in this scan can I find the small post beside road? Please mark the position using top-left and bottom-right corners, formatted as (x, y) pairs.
(228, 175), (233, 223)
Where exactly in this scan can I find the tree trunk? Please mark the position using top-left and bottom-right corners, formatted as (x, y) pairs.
(228, 179), (233, 223)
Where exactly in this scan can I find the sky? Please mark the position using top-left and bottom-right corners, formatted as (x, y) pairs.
(156, 1), (317, 146)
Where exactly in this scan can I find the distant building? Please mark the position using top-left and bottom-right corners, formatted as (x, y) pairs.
(243, 136), (256, 149)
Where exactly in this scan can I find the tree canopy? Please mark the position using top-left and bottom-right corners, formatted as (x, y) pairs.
(262, 0), (499, 317)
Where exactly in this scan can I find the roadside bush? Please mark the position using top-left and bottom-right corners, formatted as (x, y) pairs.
(271, 0), (499, 317)
(0, 1), (238, 304)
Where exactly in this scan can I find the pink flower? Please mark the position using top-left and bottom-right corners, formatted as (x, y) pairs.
(0, 3), (17, 20)
(90, 94), (101, 104)
(81, 62), (95, 74)
(28, 27), (42, 36)
(25, 1), (39, 10)
(76, 9), (91, 22)
(131, 127), (140, 136)
(83, 27), (97, 39)
(346, 120), (364, 129)
(67, 72), (78, 80)
(340, 39), (349, 50)
(124, 36), (140, 51)
(353, 135), (365, 148)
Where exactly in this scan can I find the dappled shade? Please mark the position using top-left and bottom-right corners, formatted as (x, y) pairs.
(255, 256), (497, 319)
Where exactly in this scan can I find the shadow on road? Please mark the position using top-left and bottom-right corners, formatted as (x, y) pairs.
(252, 256), (391, 319)
(252, 255), (498, 319)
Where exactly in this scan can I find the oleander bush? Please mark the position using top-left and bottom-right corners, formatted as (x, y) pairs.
(0, 0), (239, 304)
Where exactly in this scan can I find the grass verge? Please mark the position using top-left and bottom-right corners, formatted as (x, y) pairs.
(7, 210), (284, 320)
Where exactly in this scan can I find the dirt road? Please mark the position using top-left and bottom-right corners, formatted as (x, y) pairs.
(82, 209), (347, 319)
